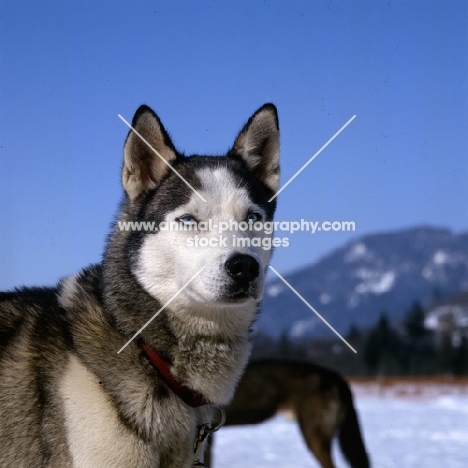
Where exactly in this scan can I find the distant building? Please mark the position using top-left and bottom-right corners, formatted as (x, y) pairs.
(425, 292), (468, 346)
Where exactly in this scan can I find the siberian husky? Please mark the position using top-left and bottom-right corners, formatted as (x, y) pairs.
(0, 103), (280, 467)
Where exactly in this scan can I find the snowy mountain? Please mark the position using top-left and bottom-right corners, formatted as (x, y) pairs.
(257, 226), (468, 338)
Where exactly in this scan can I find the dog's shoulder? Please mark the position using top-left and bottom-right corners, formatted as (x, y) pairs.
(0, 263), (103, 357)
(0, 286), (61, 350)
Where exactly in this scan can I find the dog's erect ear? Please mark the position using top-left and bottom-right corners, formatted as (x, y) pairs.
(122, 105), (178, 201)
(230, 103), (280, 192)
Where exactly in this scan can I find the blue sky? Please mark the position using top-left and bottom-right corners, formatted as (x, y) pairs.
(0, 0), (467, 289)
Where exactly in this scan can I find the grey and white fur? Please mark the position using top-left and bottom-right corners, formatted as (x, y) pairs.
(0, 103), (280, 467)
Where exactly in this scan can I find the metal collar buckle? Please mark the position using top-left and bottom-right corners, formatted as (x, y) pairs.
(193, 405), (226, 467)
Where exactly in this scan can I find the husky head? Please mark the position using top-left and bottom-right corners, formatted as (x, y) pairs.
(104, 104), (279, 335)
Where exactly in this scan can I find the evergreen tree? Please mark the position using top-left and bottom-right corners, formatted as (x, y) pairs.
(452, 336), (468, 375)
(364, 313), (402, 375)
(346, 322), (362, 344)
(277, 331), (293, 357)
(402, 301), (435, 374)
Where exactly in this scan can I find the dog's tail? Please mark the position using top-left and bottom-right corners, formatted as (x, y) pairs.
(338, 383), (370, 468)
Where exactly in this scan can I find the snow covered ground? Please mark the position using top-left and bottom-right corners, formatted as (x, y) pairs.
(212, 385), (468, 468)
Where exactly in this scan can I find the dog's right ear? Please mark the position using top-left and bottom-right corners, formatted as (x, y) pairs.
(230, 103), (280, 193)
(122, 105), (178, 201)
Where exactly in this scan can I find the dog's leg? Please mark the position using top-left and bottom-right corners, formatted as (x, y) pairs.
(297, 417), (335, 468)
(295, 400), (337, 468)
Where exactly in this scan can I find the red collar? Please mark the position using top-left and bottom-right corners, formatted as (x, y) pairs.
(138, 340), (210, 408)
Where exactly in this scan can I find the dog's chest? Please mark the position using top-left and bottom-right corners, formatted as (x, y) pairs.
(59, 355), (152, 468)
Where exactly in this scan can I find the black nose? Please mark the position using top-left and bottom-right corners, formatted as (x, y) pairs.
(225, 254), (260, 284)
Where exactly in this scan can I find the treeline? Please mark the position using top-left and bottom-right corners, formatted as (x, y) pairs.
(251, 302), (468, 376)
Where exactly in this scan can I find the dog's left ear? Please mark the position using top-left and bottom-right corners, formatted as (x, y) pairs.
(230, 103), (280, 193)
(122, 105), (178, 201)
